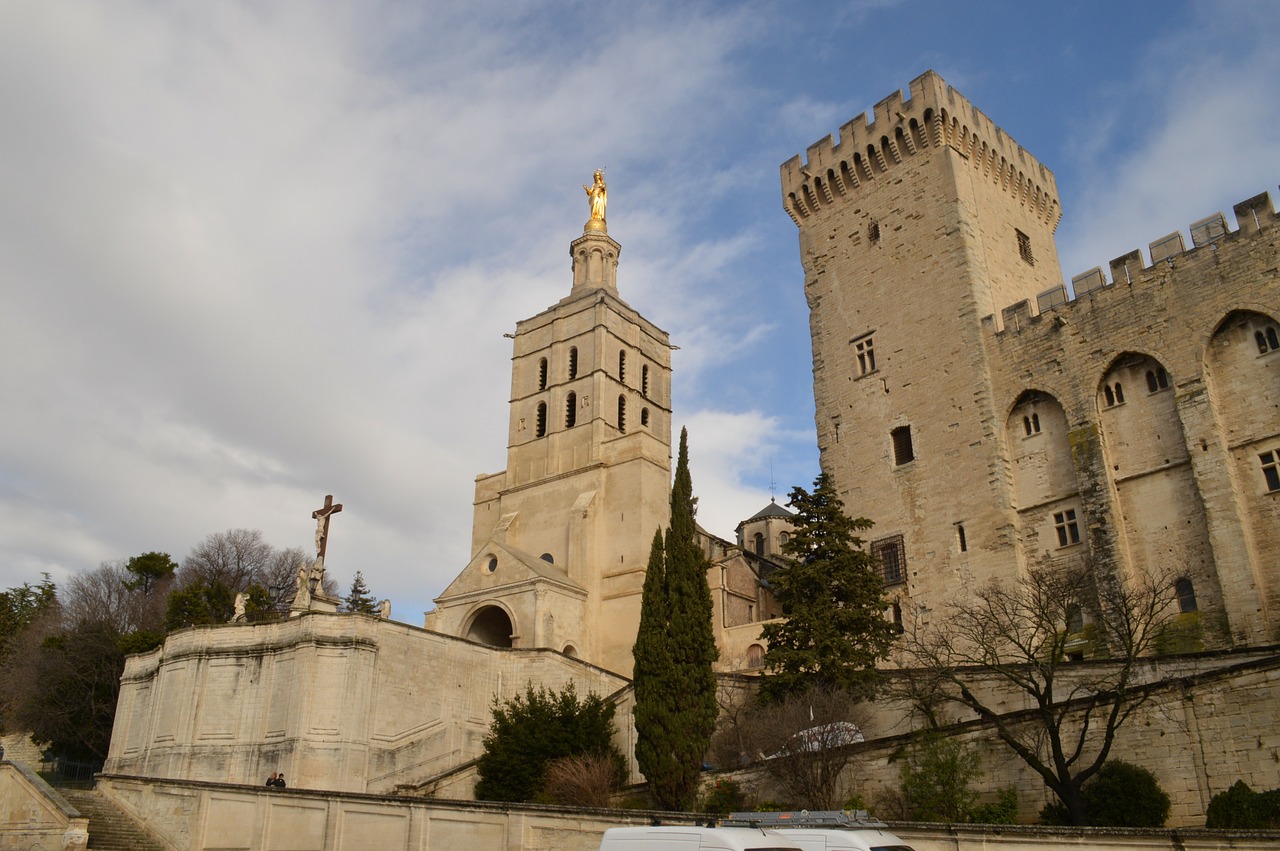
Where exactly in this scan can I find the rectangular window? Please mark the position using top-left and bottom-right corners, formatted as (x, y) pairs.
(872, 535), (906, 585)
(891, 425), (914, 465)
(1053, 509), (1081, 547)
(855, 337), (876, 375)
(1017, 229), (1035, 265)
(1262, 450), (1280, 492)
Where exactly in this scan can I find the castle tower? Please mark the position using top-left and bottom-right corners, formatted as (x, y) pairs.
(780, 71), (1068, 618)
(427, 177), (674, 675)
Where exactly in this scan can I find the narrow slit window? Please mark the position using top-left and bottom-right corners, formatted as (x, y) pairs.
(956, 523), (967, 552)
(868, 221), (880, 243)
(891, 425), (914, 465)
(617, 395), (626, 433)
(641, 364), (650, 396)
(1175, 577), (1198, 613)
(538, 358), (548, 391)
(640, 407), (650, 427)
(536, 402), (547, 438)
(618, 351), (626, 383)
(565, 392), (577, 428)
(568, 347), (578, 380)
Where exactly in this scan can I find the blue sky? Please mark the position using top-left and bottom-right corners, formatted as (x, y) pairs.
(2, 1), (1277, 621)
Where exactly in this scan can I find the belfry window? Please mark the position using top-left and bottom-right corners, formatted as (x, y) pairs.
(1053, 509), (1081, 547)
(891, 425), (914, 465)
(641, 364), (650, 397)
(640, 407), (650, 427)
(535, 402), (547, 438)
(872, 535), (906, 585)
(617, 395), (626, 433)
(568, 347), (578, 380)
(1016, 228), (1034, 265)
(854, 336), (876, 375)
(619, 351), (626, 382)
(1261, 450), (1280, 492)
(538, 357), (548, 391)
(565, 392), (577, 428)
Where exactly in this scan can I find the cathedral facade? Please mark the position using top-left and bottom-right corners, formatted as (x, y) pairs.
(782, 70), (1280, 647)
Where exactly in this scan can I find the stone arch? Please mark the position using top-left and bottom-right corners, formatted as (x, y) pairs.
(1097, 352), (1187, 478)
(465, 604), (515, 648)
(1204, 309), (1280, 449)
(1004, 390), (1085, 561)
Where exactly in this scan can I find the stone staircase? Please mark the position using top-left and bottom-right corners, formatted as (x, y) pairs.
(58, 787), (166, 851)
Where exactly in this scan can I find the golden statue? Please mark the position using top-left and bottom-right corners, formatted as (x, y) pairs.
(583, 169), (607, 231)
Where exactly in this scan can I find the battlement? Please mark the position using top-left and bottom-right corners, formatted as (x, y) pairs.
(781, 70), (1061, 229)
(990, 190), (1278, 333)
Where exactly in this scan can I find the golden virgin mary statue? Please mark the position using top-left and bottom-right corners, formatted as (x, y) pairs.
(583, 169), (607, 232)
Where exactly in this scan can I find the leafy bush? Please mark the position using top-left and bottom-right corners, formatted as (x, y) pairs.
(1081, 761), (1170, 827)
(701, 778), (746, 814)
(474, 682), (625, 803)
(1206, 780), (1280, 829)
(970, 787), (1019, 824)
(897, 732), (981, 822)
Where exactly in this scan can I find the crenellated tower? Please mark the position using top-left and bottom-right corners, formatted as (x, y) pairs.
(782, 70), (1070, 621)
(427, 178), (674, 675)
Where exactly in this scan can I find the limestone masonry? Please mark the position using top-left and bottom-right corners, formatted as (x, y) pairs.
(783, 69), (1279, 648)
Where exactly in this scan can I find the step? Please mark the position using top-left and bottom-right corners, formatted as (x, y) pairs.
(58, 788), (166, 851)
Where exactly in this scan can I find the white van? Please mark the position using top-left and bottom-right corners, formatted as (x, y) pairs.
(763, 827), (913, 851)
(720, 812), (914, 851)
(598, 825), (802, 850)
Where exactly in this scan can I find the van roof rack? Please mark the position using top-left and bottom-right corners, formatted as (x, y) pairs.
(722, 810), (887, 829)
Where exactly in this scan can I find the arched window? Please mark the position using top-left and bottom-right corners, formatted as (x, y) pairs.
(1146, 366), (1169, 393)
(1256, 326), (1280, 354)
(746, 644), (764, 668)
(538, 357), (548, 391)
(641, 364), (650, 397)
(1104, 385), (1115, 407)
(540, 552), (554, 563)
(1175, 578), (1198, 613)
(892, 601), (904, 633)
(619, 351), (626, 382)
(536, 402), (547, 438)
(778, 532), (789, 549)
(1114, 382), (1125, 404)
(565, 392), (577, 428)
(640, 408), (650, 427)
(1104, 383), (1125, 406)
(617, 395), (626, 433)
(1066, 605), (1084, 634)
(753, 532), (764, 555)
(568, 347), (578, 380)
(1023, 414), (1040, 436)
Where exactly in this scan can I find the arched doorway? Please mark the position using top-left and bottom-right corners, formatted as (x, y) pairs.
(466, 605), (514, 647)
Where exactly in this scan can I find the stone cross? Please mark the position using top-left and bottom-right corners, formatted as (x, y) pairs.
(312, 494), (343, 562)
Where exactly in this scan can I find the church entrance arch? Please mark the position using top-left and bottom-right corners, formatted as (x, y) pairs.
(466, 605), (514, 647)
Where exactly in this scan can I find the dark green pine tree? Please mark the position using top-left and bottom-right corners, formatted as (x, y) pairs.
(759, 471), (897, 702)
(632, 427), (719, 811)
(344, 571), (378, 614)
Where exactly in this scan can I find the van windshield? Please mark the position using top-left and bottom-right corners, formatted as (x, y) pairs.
(871, 845), (915, 851)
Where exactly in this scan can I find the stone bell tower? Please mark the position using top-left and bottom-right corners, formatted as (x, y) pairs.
(427, 173), (674, 675)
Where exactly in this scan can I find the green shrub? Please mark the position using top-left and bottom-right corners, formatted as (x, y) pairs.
(970, 787), (1019, 824)
(1206, 780), (1280, 829)
(1153, 612), (1204, 656)
(701, 778), (746, 814)
(1081, 761), (1170, 827)
(897, 732), (981, 822)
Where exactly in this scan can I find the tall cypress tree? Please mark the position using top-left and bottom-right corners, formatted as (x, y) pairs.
(632, 428), (719, 810)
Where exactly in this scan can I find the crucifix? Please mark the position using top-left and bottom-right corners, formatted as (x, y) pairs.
(312, 494), (343, 562)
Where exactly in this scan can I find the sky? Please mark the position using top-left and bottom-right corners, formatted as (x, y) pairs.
(2, 1), (1277, 622)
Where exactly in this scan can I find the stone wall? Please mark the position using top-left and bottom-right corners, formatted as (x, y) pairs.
(95, 774), (1280, 851)
(727, 651), (1280, 827)
(0, 760), (88, 851)
(106, 612), (628, 795)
